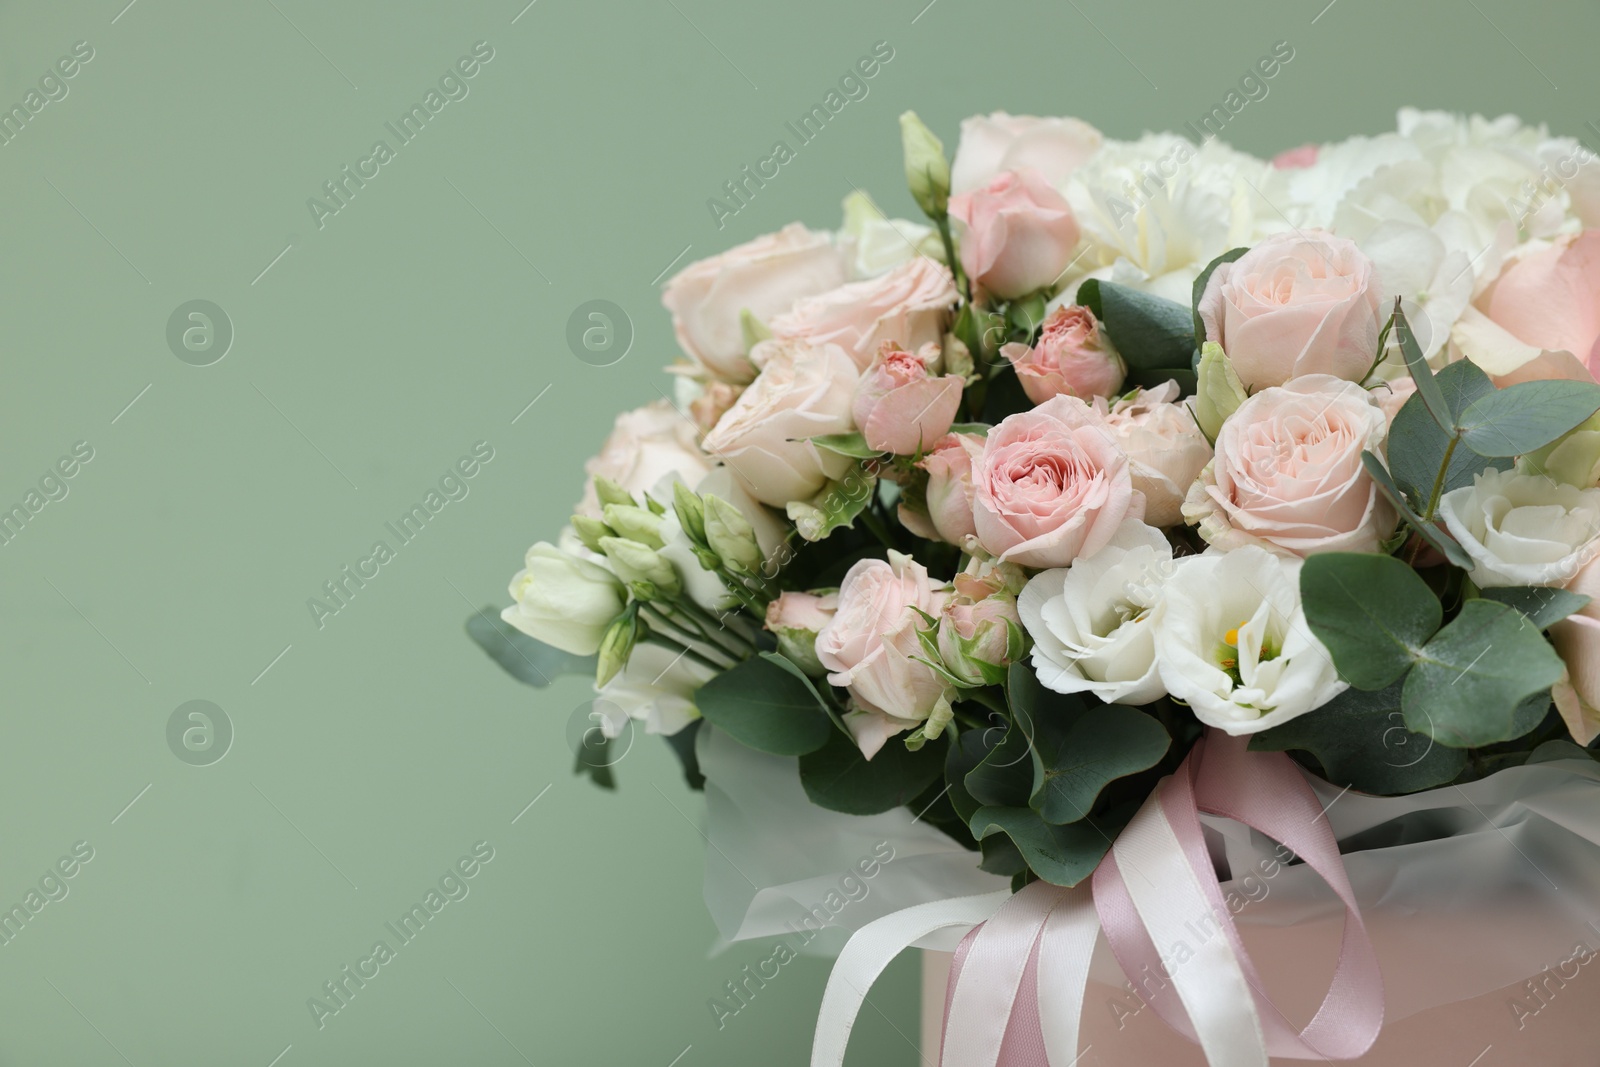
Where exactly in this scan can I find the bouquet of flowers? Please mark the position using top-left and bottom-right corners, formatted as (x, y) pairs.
(470, 107), (1600, 1064)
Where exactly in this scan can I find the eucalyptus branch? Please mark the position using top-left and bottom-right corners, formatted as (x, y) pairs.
(1422, 433), (1460, 523)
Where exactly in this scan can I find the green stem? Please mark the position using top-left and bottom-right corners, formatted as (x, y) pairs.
(937, 214), (968, 303)
(639, 608), (735, 670)
(670, 597), (755, 658)
(1422, 433), (1460, 522)
(859, 506), (897, 550)
(641, 635), (729, 673)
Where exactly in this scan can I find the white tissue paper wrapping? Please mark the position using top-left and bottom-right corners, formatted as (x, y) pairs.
(701, 722), (1600, 1021)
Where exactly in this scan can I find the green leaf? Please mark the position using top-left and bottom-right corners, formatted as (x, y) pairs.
(758, 651), (850, 736)
(466, 610), (597, 688)
(968, 806), (1113, 887)
(695, 656), (833, 756)
(1025, 704), (1170, 824)
(1299, 553), (1442, 690)
(976, 832), (1028, 877)
(1190, 247), (1248, 341)
(1528, 739), (1599, 764)
(1402, 600), (1566, 748)
(1394, 303), (1453, 432)
(807, 432), (884, 460)
(1361, 452), (1474, 569)
(1456, 380), (1600, 458)
(1475, 587), (1591, 630)
(1385, 360), (1511, 503)
(1249, 681), (1466, 794)
(948, 422), (991, 437)
(962, 710), (1035, 809)
(787, 464), (877, 542)
(1077, 280), (1194, 381)
(945, 727), (994, 823)
(661, 720), (706, 790)
(798, 728), (946, 815)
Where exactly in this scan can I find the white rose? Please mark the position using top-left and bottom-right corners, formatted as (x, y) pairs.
(1099, 382), (1212, 527)
(1152, 545), (1345, 735)
(661, 223), (848, 383)
(577, 399), (712, 519)
(502, 542), (626, 656)
(700, 340), (857, 506)
(593, 641), (717, 738)
(1017, 519), (1174, 705)
(1438, 468), (1600, 587)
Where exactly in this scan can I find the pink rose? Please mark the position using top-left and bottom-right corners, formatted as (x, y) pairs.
(1000, 304), (1126, 405)
(764, 590), (839, 676)
(1198, 230), (1385, 391)
(949, 169), (1081, 301)
(815, 554), (954, 758)
(662, 224), (847, 383)
(1098, 381), (1211, 527)
(687, 379), (743, 435)
(577, 400), (712, 519)
(851, 342), (963, 455)
(919, 432), (986, 544)
(1182, 375), (1395, 556)
(769, 257), (957, 372)
(972, 395), (1144, 568)
(1454, 231), (1600, 385)
(1371, 376), (1417, 427)
(949, 112), (1103, 195)
(701, 340), (857, 507)
(1271, 144), (1319, 170)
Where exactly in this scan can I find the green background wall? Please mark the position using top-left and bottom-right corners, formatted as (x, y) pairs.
(0, 0), (1593, 1063)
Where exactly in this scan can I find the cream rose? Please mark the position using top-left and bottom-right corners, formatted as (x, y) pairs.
(662, 223), (847, 383)
(1100, 381), (1212, 527)
(1183, 375), (1394, 557)
(1152, 545), (1346, 735)
(1198, 230), (1385, 391)
(700, 340), (857, 507)
(1018, 519), (1174, 706)
(815, 553), (954, 759)
(1438, 468), (1600, 587)
(973, 395), (1144, 569)
(769, 257), (957, 372)
(576, 400), (712, 519)
(950, 112), (1104, 195)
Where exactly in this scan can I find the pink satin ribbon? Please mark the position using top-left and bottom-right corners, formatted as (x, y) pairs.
(938, 730), (1384, 1066)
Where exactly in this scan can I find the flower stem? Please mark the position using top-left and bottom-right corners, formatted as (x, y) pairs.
(1423, 433), (1460, 522)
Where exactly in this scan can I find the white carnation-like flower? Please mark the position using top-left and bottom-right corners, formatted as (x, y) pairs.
(1152, 545), (1345, 735)
(1017, 519), (1174, 706)
(1438, 468), (1600, 587)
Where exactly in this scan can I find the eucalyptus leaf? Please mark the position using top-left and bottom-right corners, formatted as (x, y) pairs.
(661, 720), (706, 790)
(1475, 587), (1590, 630)
(695, 655), (833, 756)
(1249, 681), (1466, 794)
(1385, 361), (1510, 503)
(1024, 704), (1170, 824)
(798, 727), (946, 815)
(1299, 553), (1442, 690)
(466, 610), (597, 688)
(1360, 452), (1474, 569)
(1190, 247), (1248, 342)
(1076, 280), (1194, 378)
(1456, 380), (1600, 458)
(1394, 303), (1453, 432)
(968, 806), (1114, 887)
(1402, 600), (1566, 748)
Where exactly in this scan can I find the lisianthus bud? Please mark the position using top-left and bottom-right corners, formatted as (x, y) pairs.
(704, 494), (763, 574)
(599, 537), (681, 599)
(671, 480), (708, 545)
(592, 476), (635, 510)
(601, 503), (665, 549)
(1191, 342), (1248, 441)
(595, 607), (642, 688)
(502, 543), (627, 656)
(852, 342), (963, 455)
(900, 111), (952, 220)
(570, 514), (613, 554)
(937, 593), (1022, 686)
(764, 590), (839, 676)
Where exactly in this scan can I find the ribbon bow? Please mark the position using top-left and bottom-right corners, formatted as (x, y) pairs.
(811, 731), (1385, 1067)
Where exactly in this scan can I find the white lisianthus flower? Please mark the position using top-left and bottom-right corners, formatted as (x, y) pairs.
(1438, 469), (1600, 587)
(839, 190), (938, 279)
(1017, 519), (1174, 706)
(503, 542), (627, 655)
(593, 642), (717, 738)
(1152, 545), (1345, 735)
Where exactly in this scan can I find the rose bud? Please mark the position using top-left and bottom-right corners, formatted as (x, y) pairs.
(1001, 304), (1125, 405)
(764, 590), (839, 677)
(851, 342), (963, 455)
(948, 168), (1081, 300)
(919, 431), (985, 544)
(937, 593), (1022, 687)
